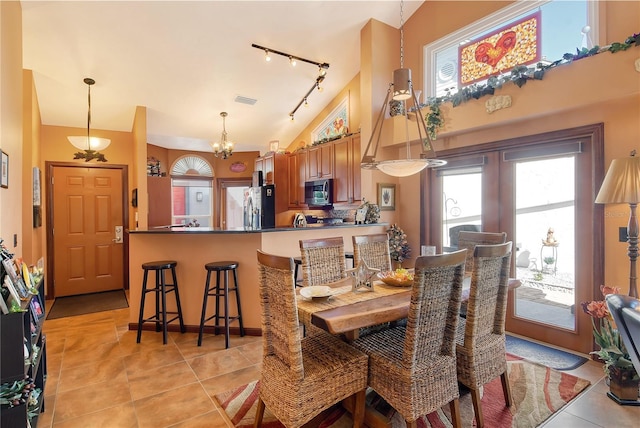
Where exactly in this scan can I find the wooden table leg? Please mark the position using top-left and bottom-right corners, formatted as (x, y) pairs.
(342, 394), (392, 428)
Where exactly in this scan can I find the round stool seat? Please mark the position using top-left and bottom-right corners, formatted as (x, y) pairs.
(294, 257), (302, 265)
(205, 261), (239, 271)
(142, 260), (177, 270)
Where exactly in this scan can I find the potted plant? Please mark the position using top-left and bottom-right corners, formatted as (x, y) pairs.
(388, 224), (411, 269)
(581, 285), (640, 403)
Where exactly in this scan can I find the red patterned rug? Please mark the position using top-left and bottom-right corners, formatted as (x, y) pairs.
(214, 354), (590, 428)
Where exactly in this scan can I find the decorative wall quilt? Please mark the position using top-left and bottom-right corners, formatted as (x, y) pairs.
(459, 12), (541, 86)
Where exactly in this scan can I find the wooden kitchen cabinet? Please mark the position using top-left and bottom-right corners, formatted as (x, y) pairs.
(332, 134), (361, 205)
(147, 176), (172, 227)
(287, 151), (307, 209)
(307, 143), (333, 179)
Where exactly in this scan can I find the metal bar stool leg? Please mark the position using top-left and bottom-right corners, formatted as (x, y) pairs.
(136, 269), (150, 343)
(198, 270), (212, 346)
(232, 267), (245, 336)
(170, 265), (185, 333)
(214, 270), (221, 333)
(160, 268), (168, 344)
(223, 269), (230, 349)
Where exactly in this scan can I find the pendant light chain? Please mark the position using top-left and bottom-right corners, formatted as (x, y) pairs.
(399, 0), (404, 69)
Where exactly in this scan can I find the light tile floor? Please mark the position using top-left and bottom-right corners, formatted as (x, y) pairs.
(36, 302), (639, 427)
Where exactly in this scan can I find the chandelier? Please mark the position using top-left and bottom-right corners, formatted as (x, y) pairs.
(360, 0), (446, 177)
(211, 112), (234, 159)
(68, 78), (110, 162)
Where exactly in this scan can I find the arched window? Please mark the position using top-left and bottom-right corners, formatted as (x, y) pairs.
(170, 155), (213, 227)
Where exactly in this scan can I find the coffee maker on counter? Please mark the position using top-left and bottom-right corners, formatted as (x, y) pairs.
(243, 171), (275, 230)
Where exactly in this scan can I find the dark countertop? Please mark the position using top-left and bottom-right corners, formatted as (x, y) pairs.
(128, 222), (387, 234)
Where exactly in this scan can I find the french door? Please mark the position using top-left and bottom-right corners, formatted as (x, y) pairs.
(427, 125), (604, 353)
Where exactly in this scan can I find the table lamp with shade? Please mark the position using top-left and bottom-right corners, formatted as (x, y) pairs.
(595, 151), (640, 298)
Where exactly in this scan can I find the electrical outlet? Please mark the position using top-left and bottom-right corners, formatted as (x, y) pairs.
(619, 227), (628, 242)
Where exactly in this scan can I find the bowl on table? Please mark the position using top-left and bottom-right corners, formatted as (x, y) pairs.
(377, 269), (414, 287)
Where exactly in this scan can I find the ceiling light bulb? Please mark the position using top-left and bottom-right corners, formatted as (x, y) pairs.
(316, 83), (323, 92)
(265, 50), (271, 62)
(289, 56), (297, 67)
(290, 114), (295, 122)
(304, 98), (309, 107)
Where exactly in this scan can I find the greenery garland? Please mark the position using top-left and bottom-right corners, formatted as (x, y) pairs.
(418, 32), (640, 140)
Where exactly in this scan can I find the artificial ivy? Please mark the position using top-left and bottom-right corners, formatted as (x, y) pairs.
(419, 32), (640, 140)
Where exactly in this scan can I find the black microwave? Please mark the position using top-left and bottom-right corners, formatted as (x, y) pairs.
(305, 179), (334, 207)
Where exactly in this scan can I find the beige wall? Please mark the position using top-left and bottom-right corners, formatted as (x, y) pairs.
(0, 1), (24, 257)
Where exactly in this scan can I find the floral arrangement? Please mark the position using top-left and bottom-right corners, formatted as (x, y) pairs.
(388, 224), (411, 263)
(581, 285), (638, 378)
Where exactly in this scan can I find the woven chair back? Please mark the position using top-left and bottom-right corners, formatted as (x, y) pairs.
(256, 250), (304, 380)
(403, 249), (467, 365)
(299, 236), (346, 287)
(352, 233), (392, 272)
(457, 231), (507, 275)
(462, 242), (513, 349)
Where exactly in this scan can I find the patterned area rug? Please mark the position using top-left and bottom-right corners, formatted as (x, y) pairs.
(214, 354), (590, 428)
(506, 334), (588, 370)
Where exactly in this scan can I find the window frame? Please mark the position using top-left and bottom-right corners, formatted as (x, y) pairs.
(423, 0), (599, 98)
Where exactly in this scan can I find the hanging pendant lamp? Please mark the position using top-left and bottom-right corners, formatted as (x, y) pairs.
(68, 78), (110, 162)
(361, 0), (446, 177)
(211, 112), (234, 159)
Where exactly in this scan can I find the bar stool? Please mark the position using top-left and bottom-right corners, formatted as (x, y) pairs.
(136, 260), (185, 345)
(199, 261), (245, 348)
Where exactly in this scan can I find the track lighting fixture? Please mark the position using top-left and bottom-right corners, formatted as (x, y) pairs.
(251, 44), (329, 70)
(252, 43), (330, 120)
(289, 74), (325, 120)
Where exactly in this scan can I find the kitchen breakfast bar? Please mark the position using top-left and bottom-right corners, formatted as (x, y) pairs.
(127, 223), (387, 335)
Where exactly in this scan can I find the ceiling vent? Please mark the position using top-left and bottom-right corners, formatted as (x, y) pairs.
(234, 95), (257, 105)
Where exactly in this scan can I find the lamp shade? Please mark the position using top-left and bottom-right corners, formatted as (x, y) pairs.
(595, 156), (640, 204)
(376, 158), (446, 177)
(67, 136), (111, 151)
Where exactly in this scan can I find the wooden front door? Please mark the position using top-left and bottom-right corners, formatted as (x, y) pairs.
(47, 163), (127, 297)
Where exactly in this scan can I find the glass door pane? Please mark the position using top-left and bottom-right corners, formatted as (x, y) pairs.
(441, 172), (482, 252)
(513, 156), (576, 330)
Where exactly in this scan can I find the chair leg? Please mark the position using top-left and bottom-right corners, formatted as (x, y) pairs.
(470, 387), (484, 428)
(449, 398), (462, 428)
(501, 371), (513, 407)
(254, 397), (265, 428)
(351, 389), (366, 428)
(198, 271), (212, 346)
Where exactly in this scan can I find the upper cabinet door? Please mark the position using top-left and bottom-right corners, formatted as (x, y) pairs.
(307, 144), (333, 179)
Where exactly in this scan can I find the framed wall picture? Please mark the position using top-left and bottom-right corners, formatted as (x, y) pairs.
(311, 96), (349, 144)
(377, 183), (396, 211)
(1, 150), (8, 188)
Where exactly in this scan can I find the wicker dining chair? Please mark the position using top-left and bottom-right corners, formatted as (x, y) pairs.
(352, 233), (392, 272)
(457, 231), (507, 276)
(455, 241), (513, 428)
(351, 250), (467, 428)
(254, 250), (368, 428)
(299, 236), (347, 287)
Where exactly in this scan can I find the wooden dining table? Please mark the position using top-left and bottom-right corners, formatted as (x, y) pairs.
(297, 276), (521, 340)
